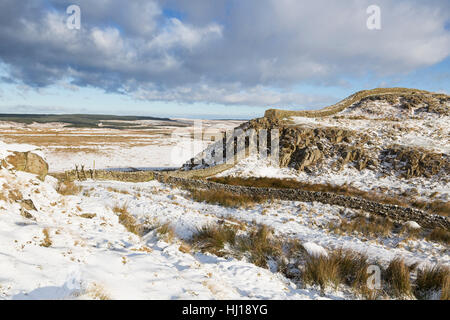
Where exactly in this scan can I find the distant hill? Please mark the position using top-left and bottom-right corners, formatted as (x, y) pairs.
(0, 114), (189, 129)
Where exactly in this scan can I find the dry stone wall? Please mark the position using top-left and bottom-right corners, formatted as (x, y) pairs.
(155, 173), (450, 230)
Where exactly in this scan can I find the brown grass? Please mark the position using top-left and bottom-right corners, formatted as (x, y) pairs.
(0, 130), (161, 147)
(412, 200), (450, 217)
(190, 188), (265, 208)
(385, 258), (412, 298)
(301, 249), (375, 297)
(156, 222), (175, 242)
(331, 216), (394, 238)
(192, 224), (237, 257)
(427, 228), (450, 245)
(415, 265), (450, 300)
(57, 180), (81, 195)
(40, 228), (52, 247)
(86, 283), (111, 300)
(190, 224), (283, 268)
(107, 187), (130, 195)
(237, 225), (282, 268)
(188, 220), (448, 300)
(302, 254), (341, 290)
(113, 204), (143, 236)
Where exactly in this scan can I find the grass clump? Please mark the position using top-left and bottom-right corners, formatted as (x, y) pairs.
(330, 216), (394, 238)
(40, 228), (52, 247)
(190, 189), (264, 208)
(415, 265), (450, 300)
(427, 228), (450, 245)
(237, 225), (282, 268)
(192, 224), (237, 257)
(113, 203), (143, 236)
(86, 283), (111, 300)
(385, 258), (412, 298)
(156, 222), (175, 242)
(301, 249), (374, 297)
(57, 180), (81, 196)
(302, 254), (341, 291)
(191, 224), (282, 268)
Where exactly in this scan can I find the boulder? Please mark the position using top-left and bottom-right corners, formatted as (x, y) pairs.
(6, 151), (49, 180)
(291, 147), (323, 171)
(404, 221), (421, 230)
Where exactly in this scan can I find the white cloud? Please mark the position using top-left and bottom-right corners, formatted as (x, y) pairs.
(0, 0), (448, 107)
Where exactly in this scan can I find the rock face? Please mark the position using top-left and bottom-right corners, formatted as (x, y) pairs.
(6, 152), (49, 180)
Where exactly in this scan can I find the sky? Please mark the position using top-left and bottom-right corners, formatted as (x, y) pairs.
(0, 0), (449, 119)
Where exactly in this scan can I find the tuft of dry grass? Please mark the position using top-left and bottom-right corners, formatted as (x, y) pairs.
(192, 224), (237, 257)
(237, 225), (282, 268)
(178, 243), (191, 254)
(385, 258), (412, 298)
(113, 203), (143, 236)
(57, 180), (81, 196)
(107, 187), (130, 195)
(156, 222), (175, 242)
(86, 283), (111, 300)
(190, 224), (283, 268)
(398, 225), (421, 240)
(427, 228), (450, 245)
(415, 265), (450, 300)
(301, 249), (374, 297)
(302, 254), (341, 291)
(190, 189), (264, 208)
(40, 228), (52, 247)
(330, 216), (393, 238)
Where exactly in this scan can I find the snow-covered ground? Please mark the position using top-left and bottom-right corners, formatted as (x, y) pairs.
(2, 169), (448, 300)
(0, 115), (448, 300)
(2, 167), (448, 300)
(0, 166), (328, 300)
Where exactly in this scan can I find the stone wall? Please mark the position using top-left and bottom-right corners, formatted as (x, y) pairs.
(154, 173), (450, 230)
(54, 169), (155, 183)
(264, 88), (433, 119)
(52, 167), (449, 229)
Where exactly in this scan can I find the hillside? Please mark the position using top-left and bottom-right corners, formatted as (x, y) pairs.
(182, 88), (450, 207)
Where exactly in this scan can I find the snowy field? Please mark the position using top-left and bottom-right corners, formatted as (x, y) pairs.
(0, 115), (448, 300)
(0, 119), (244, 172)
(2, 167), (448, 300)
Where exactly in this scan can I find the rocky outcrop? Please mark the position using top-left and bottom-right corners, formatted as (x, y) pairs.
(182, 88), (449, 183)
(5, 152), (48, 180)
(380, 146), (449, 179)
